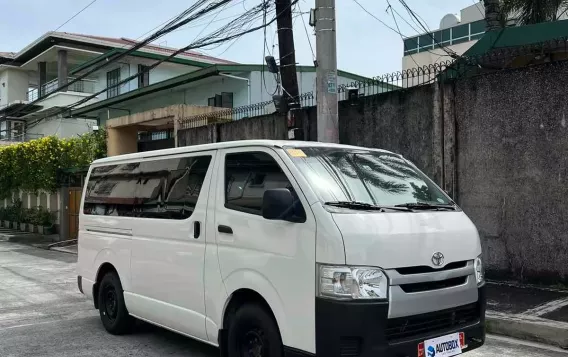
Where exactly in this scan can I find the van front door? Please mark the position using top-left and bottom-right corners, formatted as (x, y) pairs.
(213, 147), (317, 353)
(127, 151), (216, 341)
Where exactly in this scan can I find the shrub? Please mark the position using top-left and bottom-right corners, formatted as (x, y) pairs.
(0, 129), (106, 198)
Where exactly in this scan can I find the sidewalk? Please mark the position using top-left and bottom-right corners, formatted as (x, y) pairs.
(0, 227), (58, 248)
(486, 281), (568, 348)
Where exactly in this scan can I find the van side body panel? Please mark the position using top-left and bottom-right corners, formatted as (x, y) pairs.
(214, 147), (317, 354)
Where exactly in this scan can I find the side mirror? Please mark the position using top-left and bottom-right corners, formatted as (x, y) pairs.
(262, 188), (305, 223)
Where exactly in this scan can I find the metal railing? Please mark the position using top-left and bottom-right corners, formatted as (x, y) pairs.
(179, 92), (315, 129)
(0, 133), (44, 144)
(183, 36), (568, 131)
(27, 77), (97, 101)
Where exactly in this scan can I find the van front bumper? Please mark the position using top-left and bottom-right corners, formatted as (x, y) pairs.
(305, 286), (486, 357)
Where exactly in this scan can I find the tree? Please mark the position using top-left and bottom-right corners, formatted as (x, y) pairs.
(501, 0), (568, 25)
(484, 0), (503, 30)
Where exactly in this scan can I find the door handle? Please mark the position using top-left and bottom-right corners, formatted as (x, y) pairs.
(218, 225), (233, 234)
(194, 221), (201, 239)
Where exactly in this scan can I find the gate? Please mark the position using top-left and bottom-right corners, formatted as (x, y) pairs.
(68, 188), (82, 240)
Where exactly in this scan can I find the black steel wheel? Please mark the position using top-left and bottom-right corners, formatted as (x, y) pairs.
(98, 271), (134, 335)
(228, 304), (283, 357)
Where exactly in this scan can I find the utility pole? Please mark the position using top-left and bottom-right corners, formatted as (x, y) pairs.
(314, 0), (338, 143)
(275, 0), (300, 108)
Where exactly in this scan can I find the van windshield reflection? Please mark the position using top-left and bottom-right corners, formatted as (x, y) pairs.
(285, 147), (454, 210)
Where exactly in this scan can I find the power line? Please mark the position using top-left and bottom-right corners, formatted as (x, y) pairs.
(352, 0), (401, 35)
(386, 1), (420, 68)
(297, 2), (315, 62)
(0, 0), (100, 70)
(4, 0), (226, 120)
(397, 0), (458, 58)
(22, 1), (295, 131)
(54, 0), (99, 32)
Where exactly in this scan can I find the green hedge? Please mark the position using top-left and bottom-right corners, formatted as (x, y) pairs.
(0, 129), (106, 198)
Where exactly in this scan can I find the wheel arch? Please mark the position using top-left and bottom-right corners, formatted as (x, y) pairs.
(93, 262), (119, 309)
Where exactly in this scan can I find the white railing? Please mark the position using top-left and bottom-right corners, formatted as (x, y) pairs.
(27, 77), (97, 101)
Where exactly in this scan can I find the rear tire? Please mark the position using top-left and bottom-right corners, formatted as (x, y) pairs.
(98, 272), (134, 335)
(227, 303), (283, 357)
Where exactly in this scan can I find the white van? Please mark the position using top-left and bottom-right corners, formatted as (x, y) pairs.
(77, 140), (486, 357)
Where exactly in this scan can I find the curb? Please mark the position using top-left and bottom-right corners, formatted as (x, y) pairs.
(487, 311), (568, 349)
(50, 246), (78, 255)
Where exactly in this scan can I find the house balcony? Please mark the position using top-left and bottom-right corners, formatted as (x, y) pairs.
(27, 77), (96, 101)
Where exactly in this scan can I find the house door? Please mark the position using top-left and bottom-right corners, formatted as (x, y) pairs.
(68, 188), (82, 240)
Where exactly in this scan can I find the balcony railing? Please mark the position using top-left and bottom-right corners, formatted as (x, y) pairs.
(27, 77), (96, 101)
(0, 133), (44, 144)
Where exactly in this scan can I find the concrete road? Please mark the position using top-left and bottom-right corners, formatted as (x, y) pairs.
(0, 241), (567, 357)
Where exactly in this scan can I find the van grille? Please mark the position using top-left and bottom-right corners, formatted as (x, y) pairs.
(400, 276), (468, 293)
(339, 337), (361, 357)
(395, 261), (468, 275)
(385, 303), (479, 342)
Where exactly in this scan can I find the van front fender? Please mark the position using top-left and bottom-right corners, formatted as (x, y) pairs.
(220, 269), (289, 345)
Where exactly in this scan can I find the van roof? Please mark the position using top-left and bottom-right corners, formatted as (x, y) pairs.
(93, 140), (397, 164)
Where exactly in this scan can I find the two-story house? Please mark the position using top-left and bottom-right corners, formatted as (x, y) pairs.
(0, 31), (382, 149)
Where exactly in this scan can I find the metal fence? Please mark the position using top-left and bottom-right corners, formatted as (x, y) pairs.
(178, 37), (568, 130)
(179, 92), (315, 130)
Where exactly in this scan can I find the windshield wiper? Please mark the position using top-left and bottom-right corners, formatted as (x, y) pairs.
(394, 202), (456, 210)
(325, 201), (411, 212)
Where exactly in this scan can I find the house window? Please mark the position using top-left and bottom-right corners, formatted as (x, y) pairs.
(138, 64), (150, 88)
(106, 68), (121, 98)
(208, 92), (234, 108)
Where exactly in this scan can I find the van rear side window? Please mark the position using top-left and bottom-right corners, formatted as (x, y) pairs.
(83, 156), (212, 219)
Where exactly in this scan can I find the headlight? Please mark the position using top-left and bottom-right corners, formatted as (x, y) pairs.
(317, 265), (388, 300)
(474, 254), (485, 286)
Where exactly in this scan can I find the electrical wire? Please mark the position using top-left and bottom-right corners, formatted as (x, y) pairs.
(22, 0), (297, 131)
(297, 2), (315, 62)
(0, 0), (100, 69)
(352, 0), (401, 35)
(4, 0), (228, 120)
(386, 1), (420, 68)
(54, 0), (99, 32)
(398, 0), (458, 58)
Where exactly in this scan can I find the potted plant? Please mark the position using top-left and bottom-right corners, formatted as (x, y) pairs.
(13, 199), (23, 231)
(5, 204), (15, 229)
(0, 207), (6, 227)
(28, 207), (39, 233)
(37, 207), (55, 235)
(20, 207), (30, 232)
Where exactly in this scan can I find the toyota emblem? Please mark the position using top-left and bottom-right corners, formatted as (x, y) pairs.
(432, 252), (445, 267)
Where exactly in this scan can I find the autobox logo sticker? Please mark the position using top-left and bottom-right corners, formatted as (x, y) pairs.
(424, 333), (462, 357)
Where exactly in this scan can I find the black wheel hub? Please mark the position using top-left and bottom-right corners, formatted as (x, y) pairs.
(240, 328), (265, 357)
(103, 286), (118, 320)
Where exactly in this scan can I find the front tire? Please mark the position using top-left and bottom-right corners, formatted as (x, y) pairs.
(227, 304), (283, 357)
(98, 272), (134, 335)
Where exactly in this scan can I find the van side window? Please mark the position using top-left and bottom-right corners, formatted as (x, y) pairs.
(83, 156), (212, 219)
(225, 151), (296, 216)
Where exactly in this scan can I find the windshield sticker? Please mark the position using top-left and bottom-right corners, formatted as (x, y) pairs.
(287, 149), (307, 158)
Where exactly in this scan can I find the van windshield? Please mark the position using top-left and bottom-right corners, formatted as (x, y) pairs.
(284, 146), (453, 208)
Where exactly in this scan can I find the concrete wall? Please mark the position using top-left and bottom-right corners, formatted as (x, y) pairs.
(2, 189), (61, 226)
(175, 61), (568, 285)
(0, 68), (29, 107)
(28, 118), (97, 139)
(454, 62), (568, 284)
(338, 86), (437, 179)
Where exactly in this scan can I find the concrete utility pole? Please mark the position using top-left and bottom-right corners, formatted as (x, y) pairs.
(275, 0), (300, 108)
(315, 0), (339, 143)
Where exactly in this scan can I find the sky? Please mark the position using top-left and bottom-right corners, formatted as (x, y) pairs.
(0, 0), (478, 77)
